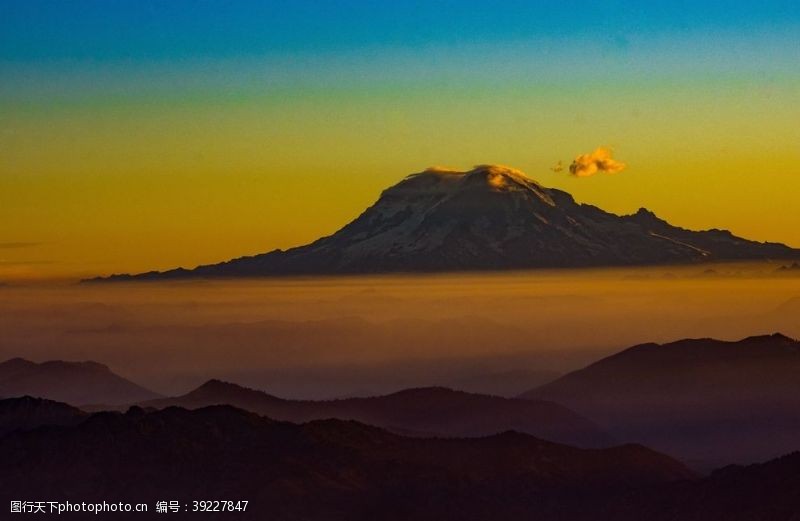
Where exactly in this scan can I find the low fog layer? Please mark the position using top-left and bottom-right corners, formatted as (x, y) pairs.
(1, 263), (799, 398)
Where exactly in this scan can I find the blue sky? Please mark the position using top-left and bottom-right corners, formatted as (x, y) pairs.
(3, 0), (798, 62)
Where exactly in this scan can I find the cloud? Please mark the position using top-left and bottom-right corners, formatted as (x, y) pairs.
(569, 147), (626, 177)
(0, 260), (53, 265)
(0, 242), (41, 249)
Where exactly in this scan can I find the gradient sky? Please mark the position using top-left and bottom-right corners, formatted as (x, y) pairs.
(2, 1), (799, 279)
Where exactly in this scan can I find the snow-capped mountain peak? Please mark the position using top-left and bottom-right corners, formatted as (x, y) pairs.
(93, 165), (800, 280)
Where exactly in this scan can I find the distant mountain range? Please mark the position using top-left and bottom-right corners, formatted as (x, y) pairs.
(0, 356), (606, 448)
(6, 331), (800, 518)
(0, 404), (692, 521)
(137, 381), (611, 448)
(90, 165), (800, 280)
(0, 358), (161, 406)
(522, 333), (800, 468)
(10, 332), (800, 468)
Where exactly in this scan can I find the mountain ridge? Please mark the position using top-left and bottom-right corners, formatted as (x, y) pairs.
(0, 396), (86, 436)
(0, 402), (694, 521)
(3, 398), (799, 518)
(521, 332), (800, 467)
(0, 358), (162, 406)
(135, 380), (612, 448)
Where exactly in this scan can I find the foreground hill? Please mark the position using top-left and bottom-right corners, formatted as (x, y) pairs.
(0, 358), (161, 406)
(91, 165), (799, 280)
(608, 452), (800, 521)
(0, 396), (85, 436)
(0, 404), (692, 520)
(523, 333), (800, 467)
(3, 400), (799, 520)
(139, 382), (611, 448)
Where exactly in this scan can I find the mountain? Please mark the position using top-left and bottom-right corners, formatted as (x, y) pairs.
(91, 165), (799, 280)
(0, 404), (693, 521)
(521, 333), (800, 468)
(0, 358), (161, 406)
(0, 396), (86, 437)
(4, 402), (799, 520)
(139, 381), (611, 448)
(602, 452), (800, 521)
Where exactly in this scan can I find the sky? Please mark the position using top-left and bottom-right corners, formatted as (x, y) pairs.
(2, 1), (799, 279)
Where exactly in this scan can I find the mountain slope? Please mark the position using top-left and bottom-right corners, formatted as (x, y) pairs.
(0, 405), (693, 521)
(140, 382), (611, 448)
(3, 402), (799, 520)
(0, 396), (86, 437)
(521, 333), (800, 467)
(0, 358), (161, 406)
(93, 165), (799, 280)
(602, 451), (800, 521)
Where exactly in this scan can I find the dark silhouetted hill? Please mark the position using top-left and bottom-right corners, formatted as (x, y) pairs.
(0, 358), (161, 406)
(141, 382), (611, 448)
(522, 333), (800, 467)
(0, 405), (693, 520)
(603, 451), (800, 520)
(0, 396), (85, 436)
